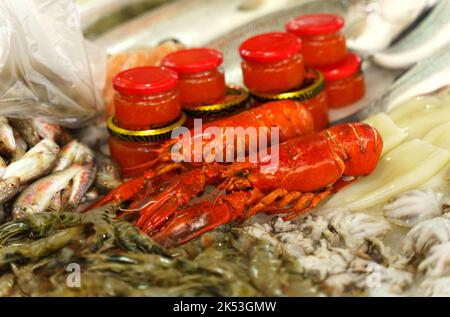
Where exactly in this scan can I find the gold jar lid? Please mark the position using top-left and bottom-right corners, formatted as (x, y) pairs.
(250, 69), (324, 102)
(183, 85), (250, 117)
(107, 112), (187, 142)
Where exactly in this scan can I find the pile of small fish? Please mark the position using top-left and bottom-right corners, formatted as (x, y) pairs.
(0, 116), (122, 224)
(0, 203), (316, 297)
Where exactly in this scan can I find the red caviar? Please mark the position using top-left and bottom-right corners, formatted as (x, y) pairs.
(161, 48), (225, 107)
(318, 53), (365, 108)
(286, 14), (346, 67)
(109, 136), (160, 176)
(239, 32), (304, 94)
(113, 66), (181, 130)
(303, 89), (329, 131)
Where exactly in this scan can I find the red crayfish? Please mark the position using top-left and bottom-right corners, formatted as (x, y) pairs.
(94, 121), (383, 247)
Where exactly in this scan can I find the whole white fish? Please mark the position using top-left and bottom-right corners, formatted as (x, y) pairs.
(95, 152), (122, 193)
(381, 45), (450, 111)
(346, 0), (437, 53)
(79, 0), (169, 31)
(12, 165), (84, 219)
(2, 138), (60, 183)
(0, 177), (20, 204)
(95, 0), (303, 54)
(31, 119), (62, 141)
(0, 156), (7, 178)
(11, 131), (27, 162)
(53, 140), (94, 172)
(373, 0), (450, 69)
(8, 119), (41, 148)
(67, 162), (97, 208)
(0, 116), (16, 154)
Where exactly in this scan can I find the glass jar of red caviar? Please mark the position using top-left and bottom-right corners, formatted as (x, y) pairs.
(182, 86), (250, 128)
(239, 32), (304, 94)
(108, 137), (160, 177)
(107, 114), (186, 177)
(303, 89), (328, 131)
(250, 69), (329, 131)
(161, 48), (225, 108)
(113, 66), (181, 130)
(286, 14), (346, 68)
(318, 53), (365, 108)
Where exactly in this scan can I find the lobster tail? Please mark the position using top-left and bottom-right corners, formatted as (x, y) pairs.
(248, 100), (315, 141)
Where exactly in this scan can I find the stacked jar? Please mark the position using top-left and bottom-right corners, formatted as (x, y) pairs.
(107, 66), (186, 177)
(161, 48), (249, 127)
(239, 32), (329, 131)
(286, 14), (365, 109)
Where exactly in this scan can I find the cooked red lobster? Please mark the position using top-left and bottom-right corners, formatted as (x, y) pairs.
(94, 122), (382, 247)
(94, 100), (315, 206)
(120, 100), (315, 177)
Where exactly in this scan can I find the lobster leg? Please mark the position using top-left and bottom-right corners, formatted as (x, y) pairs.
(283, 188), (333, 220)
(245, 187), (333, 220)
(151, 190), (265, 247)
(244, 188), (289, 218)
(281, 177), (355, 220)
(91, 163), (182, 208)
(136, 168), (209, 232)
(90, 176), (147, 208)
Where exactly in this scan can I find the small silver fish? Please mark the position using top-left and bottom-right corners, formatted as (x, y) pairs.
(84, 188), (99, 202)
(68, 163), (97, 209)
(32, 119), (62, 141)
(2, 138), (59, 184)
(95, 152), (122, 193)
(0, 205), (4, 224)
(48, 191), (63, 213)
(12, 165), (84, 219)
(0, 177), (20, 204)
(0, 156), (7, 178)
(0, 116), (16, 154)
(8, 118), (41, 148)
(54, 140), (94, 172)
(11, 131), (28, 162)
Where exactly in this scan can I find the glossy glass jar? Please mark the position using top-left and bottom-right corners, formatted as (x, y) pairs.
(113, 66), (181, 130)
(109, 136), (160, 177)
(161, 48), (225, 107)
(107, 114), (186, 178)
(182, 86), (250, 128)
(286, 14), (346, 67)
(303, 89), (329, 131)
(250, 69), (329, 131)
(318, 53), (365, 108)
(239, 32), (304, 94)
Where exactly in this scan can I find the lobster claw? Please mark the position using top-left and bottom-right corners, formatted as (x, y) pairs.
(91, 176), (147, 208)
(150, 201), (233, 248)
(136, 168), (209, 233)
(150, 191), (258, 247)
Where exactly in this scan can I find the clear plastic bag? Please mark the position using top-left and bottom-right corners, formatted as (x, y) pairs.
(0, 0), (106, 128)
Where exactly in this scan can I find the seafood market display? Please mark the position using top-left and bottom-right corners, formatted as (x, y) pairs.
(96, 122), (382, 247)
(1, 0), (450, 298)
(0, 118), (122, 223)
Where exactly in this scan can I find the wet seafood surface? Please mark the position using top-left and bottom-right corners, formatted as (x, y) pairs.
(1, 1), (450, 297)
